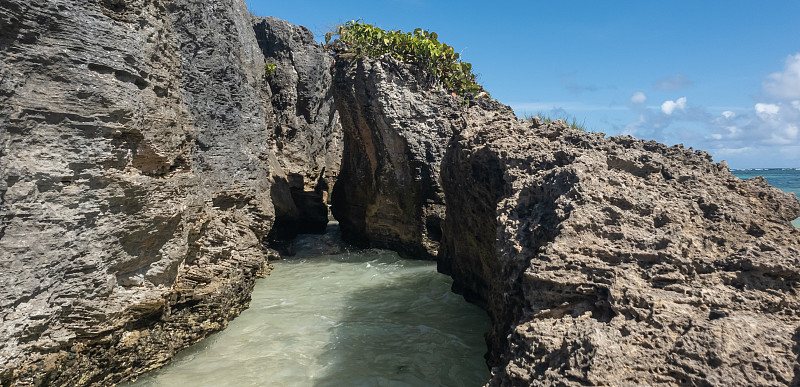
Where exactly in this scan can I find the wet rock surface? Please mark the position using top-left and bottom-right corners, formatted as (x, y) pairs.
(0, 0), (279, 384)
(440, 114), (800, 386)
(331, 56), (463, 259)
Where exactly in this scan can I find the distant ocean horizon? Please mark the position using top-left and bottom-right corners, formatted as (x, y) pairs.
(731, 168), (800, 228)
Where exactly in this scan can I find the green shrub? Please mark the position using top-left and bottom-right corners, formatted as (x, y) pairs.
(524, 112), (587, 132)
(264, 63), (276, 78)
(326, 20), (483, 96)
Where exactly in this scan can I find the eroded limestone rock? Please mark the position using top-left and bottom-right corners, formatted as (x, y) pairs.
(3, 1), (799, 384)
(440, 115), (800, 386)
(253, 16), (342, 239)
(0, 0), (279, 384)
(331, 56), (464, 259)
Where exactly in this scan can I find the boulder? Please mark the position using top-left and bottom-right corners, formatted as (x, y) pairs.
(0, 0), (280, 384)
(440, 115), (800, 386)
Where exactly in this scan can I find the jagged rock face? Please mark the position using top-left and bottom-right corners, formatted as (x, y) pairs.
(331, 57), (463, 259)
(253, 16), (341, 190)
(440, 116), (800, 386)
(253, 17), (341, 238)
(0, 0), (279, 384)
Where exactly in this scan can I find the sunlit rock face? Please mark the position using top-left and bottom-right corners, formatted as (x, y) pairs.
(330, 56), (465, 260)
(0, 0), (280, 384)
(440, 116), (800, 386)
(329, 49), (800, 385)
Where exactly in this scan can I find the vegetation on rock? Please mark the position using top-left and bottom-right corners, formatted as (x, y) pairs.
(326, 20), (483, 96)
(524, 111), (587, 131)
(264, 62), (276, 78)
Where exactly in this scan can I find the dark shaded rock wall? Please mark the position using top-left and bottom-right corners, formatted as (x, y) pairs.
(331, 57), (463, 259)
(440, 116), (800, 386)
(0, 0), (280, 384)
(253, 17), (341, 239)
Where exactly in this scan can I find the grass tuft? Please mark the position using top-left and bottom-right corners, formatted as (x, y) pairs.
(524, 112), (587, 132)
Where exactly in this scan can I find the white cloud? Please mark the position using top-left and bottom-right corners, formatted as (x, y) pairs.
(654, 74), (693, 91)
(509, 102), (628, 112)
(725, 126), (741, 136)
(661, 97), (687, 115)
(755, 102), (780, 118)
(707, 100), (800, 163)
(764, 123), (799, 145)
(620, 58), (800, 167)
(763, 53), (800, 100)
(766, 132), (794, 145)
(611, 53), (800, 167)
(788, 124), (799, 138)
(713, 146), (753, 156)
(630, 91), (647, 104)
(623, 114), (646, 136)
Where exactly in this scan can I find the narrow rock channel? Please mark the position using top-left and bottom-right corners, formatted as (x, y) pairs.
(123, 223), (491, 386)
(3, 0), (800, 384)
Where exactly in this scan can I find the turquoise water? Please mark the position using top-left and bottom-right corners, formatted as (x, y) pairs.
(731, 168), (800, 227)
(124, 232), (491, 386)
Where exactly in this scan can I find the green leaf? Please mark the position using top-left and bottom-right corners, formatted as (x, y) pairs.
(331, 22), (482, 96)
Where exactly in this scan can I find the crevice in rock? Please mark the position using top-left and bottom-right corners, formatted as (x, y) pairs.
(88, 63), (149, 90)
(328, 56), (461, 260)
(252, 16), (342, 255)
(266, 171), (332, 256)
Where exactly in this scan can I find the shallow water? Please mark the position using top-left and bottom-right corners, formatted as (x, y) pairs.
(731, 168), (800, 227)
(125, 237), (491, 386)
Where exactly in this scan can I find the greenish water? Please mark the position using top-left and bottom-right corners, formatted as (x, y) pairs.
(731, 168), (800, 227)
(125, 237), (491, 386)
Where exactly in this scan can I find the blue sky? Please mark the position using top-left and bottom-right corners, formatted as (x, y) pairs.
(246, 0), (800, 169)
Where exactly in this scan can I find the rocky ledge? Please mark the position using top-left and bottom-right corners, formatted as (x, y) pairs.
(439, 113), (800, 385)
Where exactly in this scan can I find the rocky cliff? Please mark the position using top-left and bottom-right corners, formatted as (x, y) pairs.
(3, 1), (800, 385)
(253, 16), (341, 239)
(0, 0), (285, 384)
(331, 56), (462, 259)
(440, 115), (800, 385)
(328, 54), (800, 385)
